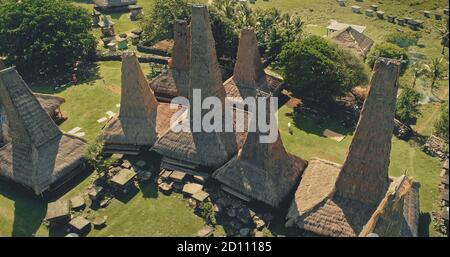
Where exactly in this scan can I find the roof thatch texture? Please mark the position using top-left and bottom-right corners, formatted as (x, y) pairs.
(34, 93), (65, 114)
(286, 59), (417, 237)
(0, 68), (87, 195)
(224, 28), (283, 104)
(329, 26), (374, 58)
(103, 53), (180, 148)
(152, 5), (243, 170)
(360, 176), (420, 237)
(213, 99), (308, 207)
(149, 20), (190, 100)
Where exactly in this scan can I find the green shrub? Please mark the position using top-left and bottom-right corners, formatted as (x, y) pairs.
(396, 87), (423, 125)
(367, 43), (410, 74)
(385, 31), (421, 48)
(279, 36), (368, 106)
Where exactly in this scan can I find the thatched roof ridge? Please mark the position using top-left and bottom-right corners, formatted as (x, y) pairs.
(149, 20), (190, 100)
(104, 53), (165, 147)
(189, 4), (225, 101)
(286, 59), (411, 237)
(0, 68), (86, 194)
(336, 58), (400, 207)
(223, 28), (283, 104)
(213, 100), (308, 207)
(360, 176), (420, 237)
(34, 93), (65, 114)
(0, 68), (61, 147)
(329, 26), (374, 58)
(233, 28), (266, 89)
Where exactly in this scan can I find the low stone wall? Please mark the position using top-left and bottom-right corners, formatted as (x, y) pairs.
(137, 44), (171, 57)
(95, 51), (169, 64)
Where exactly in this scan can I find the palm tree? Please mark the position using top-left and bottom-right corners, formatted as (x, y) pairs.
(410, 61), (427, 88)
(424, 57), (447, 96)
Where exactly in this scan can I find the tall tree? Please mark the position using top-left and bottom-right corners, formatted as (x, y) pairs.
(0, 0), (96, 78)
(410, 61), (427, 88)
(424, 57), (447, 94)
(395, 87), (423, 125)
(434, 101), (449, 144)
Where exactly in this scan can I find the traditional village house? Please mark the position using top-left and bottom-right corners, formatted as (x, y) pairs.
(285, 58), (420, 237)
(152, 5), (248, 175)
(213, 97), (308, 208)
(223, 27), (284, 107)
(0, 68), (87, 195)
(149, 20), (190, 102)
(328, 26), (374, 59)
(102, 53), (180, 155)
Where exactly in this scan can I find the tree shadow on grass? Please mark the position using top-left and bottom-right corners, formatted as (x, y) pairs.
(29, 62), (101, 95)
(286, 110), (353, 138)
(138, 182), (158, 199)
(0, 180), (46, 237)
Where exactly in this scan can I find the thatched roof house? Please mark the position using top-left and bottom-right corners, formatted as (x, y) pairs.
(0, 68), (87, 195)
(329, 26), (374, 59)
(102, 53), (180, 155)
(213, 99), (308, 207)
(149, 20), (190, 102)
(223, 28), (283, 107)
(152, 5), (247, 174)
(286, 58), (420, 237)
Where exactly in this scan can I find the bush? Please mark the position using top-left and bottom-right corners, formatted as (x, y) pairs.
(0, 0), (96, 78)
(367, 43), (410, 74)
(434, 101), (449, 144)
(279, 36), (368, 106)
(395, 87), (423, 125)
(198, 202), (216, 225)
(385, 31), (421, 48)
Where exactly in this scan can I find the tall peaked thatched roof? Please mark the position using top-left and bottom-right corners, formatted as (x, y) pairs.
(336, 58), (400, 206)
(189, 5), (226, 102)
(329, 26), (374, 58)
(104, 53), (179, 150)
(149, 20), (190, 100)
(213, 98), (308, 207)
(286, 58), (418, 237)
(0, 68), (61, 147)
(152, 5), (242, 171)
(0, 68), (86, 195)
(224, 28), (283, 104)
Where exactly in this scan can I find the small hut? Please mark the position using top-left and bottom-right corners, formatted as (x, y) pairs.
(149, 20), (190, 102)
(152, 5), (248, 174)
(286, 58), (420, 237)
(102, 53), (180, 155)
(213, 98), (308, 207)
(328, 26), (374, 59)
(0, 68), (87, 195)
(223, 28), (284, 108)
